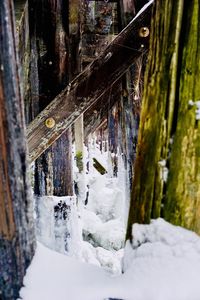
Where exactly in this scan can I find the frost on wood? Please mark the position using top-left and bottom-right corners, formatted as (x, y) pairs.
(35, 194), (124, 274)
(35, 196), (82, 255)
(195, 101), (200, 120)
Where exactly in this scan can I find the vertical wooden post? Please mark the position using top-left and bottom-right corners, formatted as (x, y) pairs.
(0, 1), (35, 298)
(52, 129), (73, 196)
(28, 0), (74, 196)
(108, 105), (119, 176)
(126, 0), (200, 239)
(75, 115), (84, 173)
(74, 114), (86, 206)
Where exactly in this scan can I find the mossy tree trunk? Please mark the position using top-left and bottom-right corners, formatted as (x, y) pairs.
(127, 0), (200, 239)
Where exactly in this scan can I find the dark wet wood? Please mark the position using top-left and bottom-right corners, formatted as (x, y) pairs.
(28, 0), (74, 196)
(84, 80), (121, 138)
(27, 1), (153, 162)
(0, 1), (35, 298)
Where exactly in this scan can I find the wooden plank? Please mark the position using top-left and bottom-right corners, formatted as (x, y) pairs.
(27, 0), (153, 162)
(84, 0), (124, 139)
(84, 80), (121, 138)
(14, 0), (31, 123)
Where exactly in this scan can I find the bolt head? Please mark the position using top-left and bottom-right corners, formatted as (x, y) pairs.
(45, 117), (56, 128)
(139, 27), (150, 37)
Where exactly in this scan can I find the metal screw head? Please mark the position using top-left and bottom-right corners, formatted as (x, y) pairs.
(45, 117), (56, 128)
(139, 27), (150, 37)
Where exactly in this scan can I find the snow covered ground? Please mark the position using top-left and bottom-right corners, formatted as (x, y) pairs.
(19, 219), (200, 300)
(35, 144), (128, 274)
(34, 173), (126, 275)
(23, 143), (200, 299)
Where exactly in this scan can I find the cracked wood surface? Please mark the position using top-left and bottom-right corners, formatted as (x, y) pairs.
(0, 0), (35, 298)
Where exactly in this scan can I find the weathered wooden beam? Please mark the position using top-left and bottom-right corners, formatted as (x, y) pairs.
(84, 80), (121, 138)
(84, 0), (125, 139)
(28, 0), (75, 196)
(14, 0), (31, 123)
(27, 0), (153, 162)
(126, 0), (200, 238)
(0, 0), (35, 298)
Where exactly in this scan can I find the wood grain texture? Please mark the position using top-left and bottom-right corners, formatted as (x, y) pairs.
(0, 0), (35, 298)
(27, 1), (153, 162)
(28, 0), (74, 196)
(126, 0), (200, 239)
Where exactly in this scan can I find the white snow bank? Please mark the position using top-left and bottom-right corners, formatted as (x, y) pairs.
(35, 196), (124, 273)
(81, 241), (123, 274)
(82, 208), (125, 251)
(20, 219), (200, 300)
(86, 174), (124, 222)
(123, 218), (200, 271)
(80, 241), (101, 267)
(82, 209), (102, 234)
(90, 218), (125, 251)
(19, 242), (113, 300)
(95, 247), (123, 275)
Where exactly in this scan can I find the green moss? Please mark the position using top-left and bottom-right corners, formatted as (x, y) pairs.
(69, 1), (79, 25)
(76, 151), (84, 173)
(126, 0), (187, 240)
(93, 158), (107, 175)
(164, 0), (200, 230)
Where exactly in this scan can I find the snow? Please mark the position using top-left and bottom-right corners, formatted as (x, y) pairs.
(95, 247), (122, 275)
(81, 148), (126, 255)
(86, 175), (125, 222)
(123, 218), (200, 270)
(195, 101), (200, 120)
(35, 196), (82, 256)
(158, 160), (168, 182)
(34, 141), (128, 275)
(34, 144), (127, 273)
(84, 217), (125, 251)
(188, 100), (200, 120)
(20, 219), (200, 300)
(26, 141), (200, 299)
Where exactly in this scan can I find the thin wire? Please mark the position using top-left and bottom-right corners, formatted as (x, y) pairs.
(114, 42), (147, 53)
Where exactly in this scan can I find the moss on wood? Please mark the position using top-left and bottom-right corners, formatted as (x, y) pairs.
(127, 0), (200, 239)
(164, 0), (200, 231)
(93, 158), (107, 175)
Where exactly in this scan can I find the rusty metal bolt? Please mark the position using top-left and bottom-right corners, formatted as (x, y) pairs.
(45, 117), (56, 128)
(139, 27), (150, 37)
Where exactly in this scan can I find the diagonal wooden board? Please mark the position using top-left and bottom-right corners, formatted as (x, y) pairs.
(27, 0), (154, 162)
